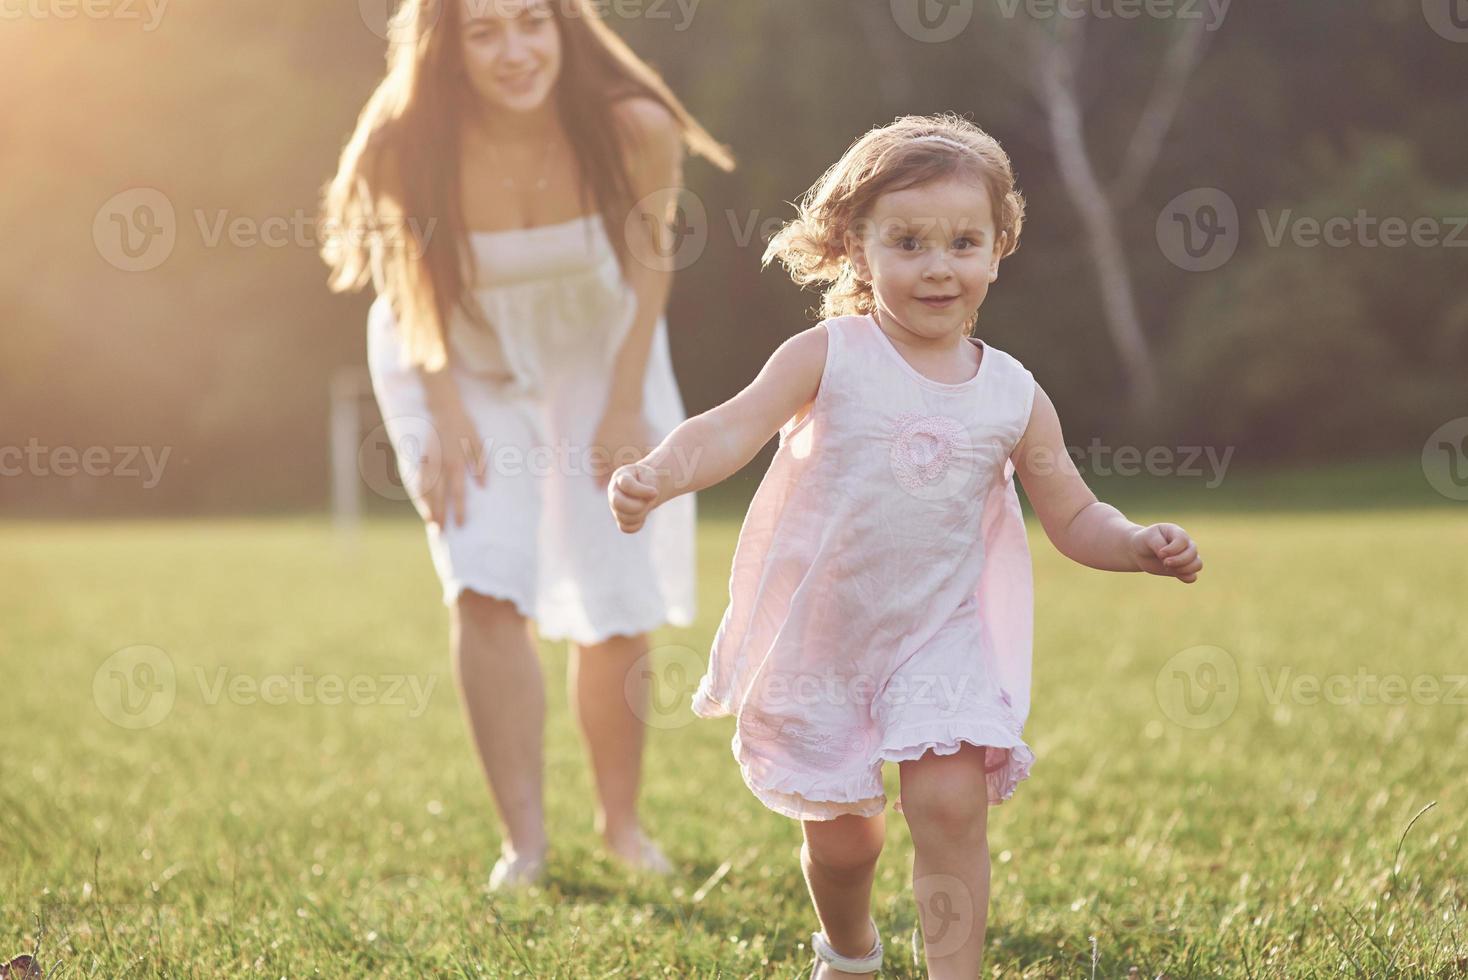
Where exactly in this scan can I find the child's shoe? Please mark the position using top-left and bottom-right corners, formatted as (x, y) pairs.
(810, 916), (882, 976)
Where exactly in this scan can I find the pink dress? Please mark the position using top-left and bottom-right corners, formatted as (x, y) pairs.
(691, 313), (1038, 821)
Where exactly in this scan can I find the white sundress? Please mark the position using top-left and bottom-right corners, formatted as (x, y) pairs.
(366, 213), (696, 644)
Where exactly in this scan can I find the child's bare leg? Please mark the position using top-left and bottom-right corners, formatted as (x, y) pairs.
(898, 744), (993, 979)
(801, 810), (885, 979)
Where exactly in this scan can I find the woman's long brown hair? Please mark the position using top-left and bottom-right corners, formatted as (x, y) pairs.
(320, 0), (735, 370)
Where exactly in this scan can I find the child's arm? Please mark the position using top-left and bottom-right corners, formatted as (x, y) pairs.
(1011, 382), (1203, 583)
(607, 324), (829, 533)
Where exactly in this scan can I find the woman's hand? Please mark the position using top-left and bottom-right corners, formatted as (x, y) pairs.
(607, 460), (662, 533)
(1129, 523), (1203, 583)
(589, 405), (655, 490)
(413, 401), (487, 530)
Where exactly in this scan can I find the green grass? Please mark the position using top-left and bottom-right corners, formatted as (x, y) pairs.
(3, 484), (1466, 976)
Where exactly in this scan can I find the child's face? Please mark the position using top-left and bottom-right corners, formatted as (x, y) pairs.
(845, 177), (1002, 341)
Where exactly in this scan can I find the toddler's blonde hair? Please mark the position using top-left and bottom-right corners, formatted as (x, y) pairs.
(763, 112), (1026, 325)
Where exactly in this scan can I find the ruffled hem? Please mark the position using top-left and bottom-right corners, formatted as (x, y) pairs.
(690, 682), (728, 720)
(442, 577), (538, 619)
(877, 723), (1035, 812)
(443, 579), (695, 646)
(537, 602), (696, 646)
(693, 685), (1035, 821)
(733, 742), (889, 823)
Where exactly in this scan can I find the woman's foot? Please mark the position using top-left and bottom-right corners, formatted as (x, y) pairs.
(487, 843), (547, 892)
(602, 826), (673, 875)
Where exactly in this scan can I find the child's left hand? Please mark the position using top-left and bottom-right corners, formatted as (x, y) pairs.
(1129, 523), (1203, 583)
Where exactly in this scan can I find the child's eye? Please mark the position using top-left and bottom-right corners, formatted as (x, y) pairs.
(897, 236), (922, 252)
(953, 237), (978, 250)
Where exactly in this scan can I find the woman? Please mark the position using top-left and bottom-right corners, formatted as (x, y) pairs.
(320, 0), (734, 890)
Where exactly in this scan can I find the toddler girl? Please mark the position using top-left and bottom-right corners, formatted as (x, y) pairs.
(608, 113), (1203, 978)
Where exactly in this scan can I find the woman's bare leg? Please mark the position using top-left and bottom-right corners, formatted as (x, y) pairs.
(898, 744), (993, 979)
(451, 591), (547, 860)
(801, 811), (885, 979)
(567, 631), (655, 858)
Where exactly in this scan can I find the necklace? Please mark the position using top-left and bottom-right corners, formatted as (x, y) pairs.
(484, 134), (557, 193)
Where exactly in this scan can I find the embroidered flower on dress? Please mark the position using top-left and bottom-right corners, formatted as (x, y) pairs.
(889, 412), (967, 493)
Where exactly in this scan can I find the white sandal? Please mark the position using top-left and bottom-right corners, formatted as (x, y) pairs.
(810, 916), (883, 976)
(487, 847), (546, 892)
(607, 829), (674, 876)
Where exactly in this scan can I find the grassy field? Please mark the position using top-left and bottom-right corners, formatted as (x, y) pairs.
(3, 460), (1466, 977)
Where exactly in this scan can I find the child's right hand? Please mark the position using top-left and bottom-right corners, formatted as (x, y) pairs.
(607, 460), (661, 533)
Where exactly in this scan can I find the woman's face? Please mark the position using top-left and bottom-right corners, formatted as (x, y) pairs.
(457, 0), (563, 115)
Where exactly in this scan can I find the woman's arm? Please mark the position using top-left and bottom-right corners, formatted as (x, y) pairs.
(1012, 382), (1203, 582)
(607, 326), (828, 533)
(590, 97), (684, 487)
(605, 96), (682, 414)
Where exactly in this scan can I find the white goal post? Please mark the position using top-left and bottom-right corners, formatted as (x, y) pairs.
(329, 365), (382, 535)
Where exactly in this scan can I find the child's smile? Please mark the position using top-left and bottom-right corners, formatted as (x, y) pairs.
(846, 176), (1003, 351)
